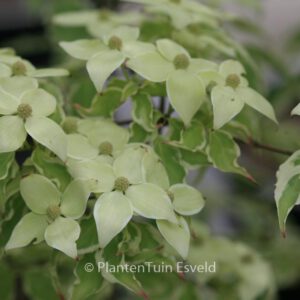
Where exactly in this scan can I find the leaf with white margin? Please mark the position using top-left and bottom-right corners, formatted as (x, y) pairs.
(207, 130), (250, 178)
(0, 76), (38, 98)
(60, 180), (91, 219)
(87, 50), (125, 92)
(219, 60), (246, 77)
(60, 40), (106, 60)
(142, 151), (170, 190)
(27, 68), (69, 78)
(170, 184), (205, 216)
(25, 117), (67, 162)
(167, 69), (205, 125)
(127, 51), (173, 82)
(67, 134), (98, 160)
(0, 89), (18, 115)
(211, 86), (244, 129)
(20, 89), (56, 117)
(291, 103), (300, 116)
(156, 39), (189, 61)
(20, 174), (61, 214)
(126, 183), (177, 223)
(5, 213), (48, 250)
(66, 159), (115, 193)
(237, 87), (277, 124)
(275, 150), (300, 235)
(94, 191), (133, 248)
(113, 146), (145, 184)
(157, 216), (190, 259)
(0, 116), (26, 153)
(45, 217), (80, 258)
(0, 62), (11, 78)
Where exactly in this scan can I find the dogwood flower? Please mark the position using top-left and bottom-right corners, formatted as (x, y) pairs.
(0, 49), (69, 78)
(60, 26), (155, 92)
(5, 175), (90, 258)
(53, 9), (143, 38)
(127, 38), (217, 124)
(0, 77), (67, 160)
(200, 60), (278, 129)
(67, 144), (178, 248)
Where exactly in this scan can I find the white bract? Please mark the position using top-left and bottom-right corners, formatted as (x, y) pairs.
(128, 39), (216, 124)
(0, 77), (67, 160)
(60, 26), (154, 92)
(5, 175), (90, 258)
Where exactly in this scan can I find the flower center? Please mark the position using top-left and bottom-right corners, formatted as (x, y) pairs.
(62, 117), (78, 134)
(12, 61), (27, 76)
(17, 103), (32, 119)
(46, 205), (61, 222)
(108, 36), (123, 51)
(206, 80), (217, 95)
(173, 54), (189, 70)
(99, 141), (113, 155)
(226, 74), (241, 89)
(114, 177), (130, 192)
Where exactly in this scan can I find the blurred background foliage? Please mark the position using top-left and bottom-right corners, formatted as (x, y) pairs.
(0, 0), (300, 299)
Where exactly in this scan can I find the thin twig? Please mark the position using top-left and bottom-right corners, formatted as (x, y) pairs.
(235, 138), (293, 156)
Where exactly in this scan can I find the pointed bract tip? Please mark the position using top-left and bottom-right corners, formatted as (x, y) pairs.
(138, 290), (149, 300)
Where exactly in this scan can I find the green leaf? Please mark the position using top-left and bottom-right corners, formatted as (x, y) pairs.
(129, 123), (149, 143)
(157, 216), (190, 259)
(170, 184), (205, 216)
(94, 191), (133, 248)
(132, 93), (155, 132)
(32, 147), (71, 191)
(0, 152), (14, 180)
(126, 183), (177, 223)
(211, 86), (245, 129)
(207, 130), (249, 177)
(23, 269), (59, 300)
(87, 50), (125, 92)
(0, 89), (18, 115)
(72, 254), (103, 300)
(25, 117), (67, 161)
(167, 70), (205, 125)
(77, 218), (99, 252)
(45, 217), (80, 258)
(5, 213), (48, 250)
(0, 263), (14, 300)
(154, 138), (186, 185)
(21, 88), (56, 117)
(180, 121), (207, 150)
(127, 51), (173, 82)
(61, 179), (90, 219)
(20, 174), (61, 214)
(275, 150), (300, 234)
(0, 116), (27, 153)
(60, 39), (106, 60)
(237, 87), (277, 124)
